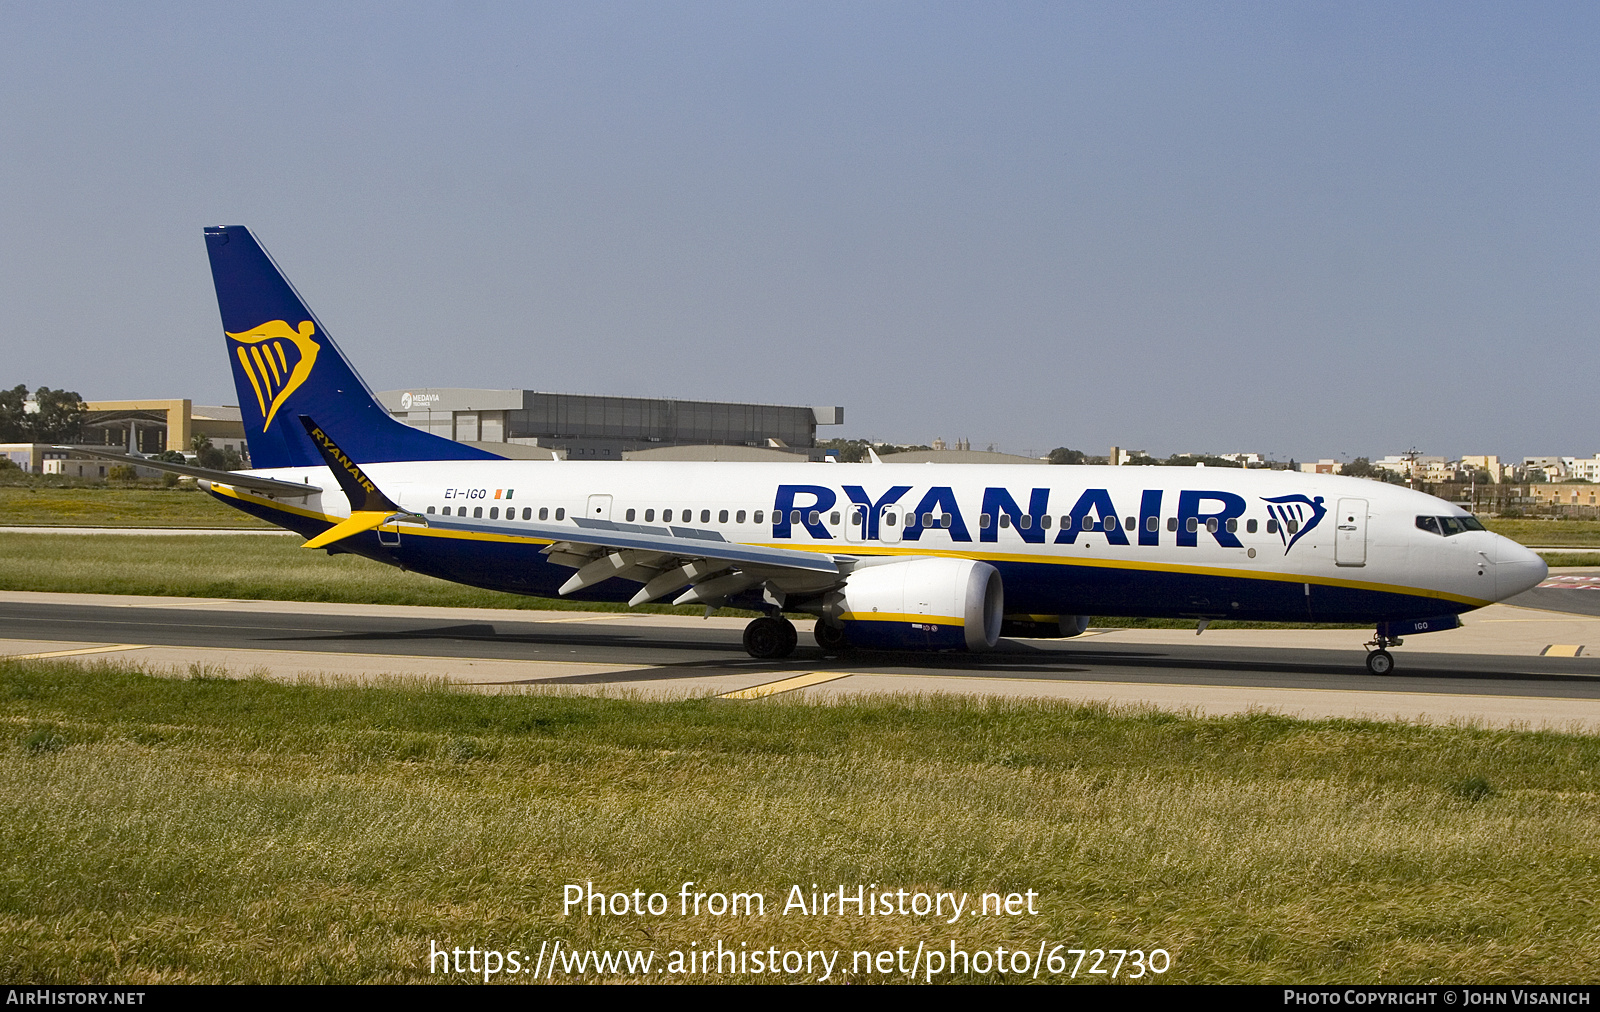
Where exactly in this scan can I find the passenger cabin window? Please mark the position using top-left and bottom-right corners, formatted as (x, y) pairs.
(426, 506), (436, 514)
(1124, 516), (1135, 531)
(790, 510), (801, 524)
(1226, 519), (1237, 533)
(1246, 519), (1257, 533)
(883, 512), (897, 527)
(645, 509), (655, 522)
(555, 508), (565, 520)
(701, 510), (711, 523)
(522, 508), (531, 520)
(489, 507), (499, 519)
(737, 510), (746, 523)
(1186, 517), (1197, 533)
(663, 509), (673, 522)
(999, 514), (1010, 529)
(940, 515), (952, 528)
(1146, 517), (1158, 533)
(1018, 515), (1030, 530)
(979, 514), (991, 528)
(1167, 517), (1178, 532)
(830, 512), (840, 525)
(1040, 515), (1052, 530)
(626, 508), (636, 522)
(1102, 516), (1115, 532)
(474, 507), (483, 518)
(754, 511), (764, 524)
(1266, 518), (1277, 534)
(718, 510), (729, 523)
(539, 507), (549, 520)
(1286, 519), (1298, 534)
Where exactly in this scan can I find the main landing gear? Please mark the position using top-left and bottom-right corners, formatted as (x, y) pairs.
(1363, 633), (1404, 676)
(743, 615), (798, 659)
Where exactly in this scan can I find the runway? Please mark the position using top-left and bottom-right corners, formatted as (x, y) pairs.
(5, 585), (1600, 731)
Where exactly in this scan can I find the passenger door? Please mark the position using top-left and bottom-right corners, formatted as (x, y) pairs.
(879, 503), (904, 544)
(1334, 498), (1368, 567)
(844, 503), (867, 543)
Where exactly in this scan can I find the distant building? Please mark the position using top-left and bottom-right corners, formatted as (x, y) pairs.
(1299, 459), (1342, 475)
(379, 388), (843, 461)
(879, 448), (1047, 465)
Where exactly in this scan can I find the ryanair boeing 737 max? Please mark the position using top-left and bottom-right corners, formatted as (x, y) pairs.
(79, 226), (1548, 674)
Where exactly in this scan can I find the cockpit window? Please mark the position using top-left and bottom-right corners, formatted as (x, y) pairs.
(1419, 514), (1484, 536)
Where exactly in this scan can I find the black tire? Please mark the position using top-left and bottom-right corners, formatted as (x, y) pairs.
(814, 621), (848, 651)
(778, 618), (798, 656)
(743, 617), (792, 659)
(1365, 649), (1394, 676)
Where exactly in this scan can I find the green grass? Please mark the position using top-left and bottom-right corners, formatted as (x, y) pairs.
(0, 532), (713, 614)
(2, 658), (1598, 984)
(1483, 518), (1600, 548)
(0, 485), (272, 528)
(1536, 553), (1600, 568)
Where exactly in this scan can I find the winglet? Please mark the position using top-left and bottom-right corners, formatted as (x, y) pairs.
(298, 415), (400, 513)
(296, 415), (412, 548)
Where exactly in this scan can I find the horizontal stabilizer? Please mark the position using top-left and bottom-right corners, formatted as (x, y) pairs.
(56, 447), (319, 497)
(302, 511), (400, 550)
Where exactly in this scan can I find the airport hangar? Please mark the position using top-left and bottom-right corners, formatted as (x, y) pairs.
(7, 390), (848, 474)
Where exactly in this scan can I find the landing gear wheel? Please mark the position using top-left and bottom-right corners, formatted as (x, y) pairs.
(1365, 649), (1394, 676)
(814, 621), (848, 651)
(743, 616), (796, 659)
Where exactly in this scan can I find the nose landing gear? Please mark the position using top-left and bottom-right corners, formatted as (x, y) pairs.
(743, 615), (798, 659)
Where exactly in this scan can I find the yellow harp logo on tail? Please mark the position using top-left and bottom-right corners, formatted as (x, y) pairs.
(226, 321), (321, 431)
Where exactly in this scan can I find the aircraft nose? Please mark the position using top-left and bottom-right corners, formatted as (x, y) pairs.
(1493, 535), (1547, 600)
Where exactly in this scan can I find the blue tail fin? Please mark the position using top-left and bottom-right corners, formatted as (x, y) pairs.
(203, 225), (502, 469)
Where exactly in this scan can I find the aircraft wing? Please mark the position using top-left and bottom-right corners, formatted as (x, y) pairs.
(55, 446), (320, 498)
(420, 513), (844, 607)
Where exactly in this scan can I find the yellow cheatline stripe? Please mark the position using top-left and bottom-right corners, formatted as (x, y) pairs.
(209, 486), (558, 547)
(6, 644), (152, 660)
(209, 486), (1486, 608)
(751, 541), (1492, 608)
(838, 612), (962, 626)
(720, 671), (852, 699)
(1541, 644), (1585, 657)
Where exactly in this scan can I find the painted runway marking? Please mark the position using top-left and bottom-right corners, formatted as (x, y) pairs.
(1541, 644), (1585, 657)
(720, 671), (852, 699)
(5, 643), (153, 660)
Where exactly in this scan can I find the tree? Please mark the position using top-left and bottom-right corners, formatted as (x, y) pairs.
(0, 385), (86, 443)
(191, 435), (243, 471)
(1047, 447), (1086, 465)
(1340, 457), (1404, 484)
(29, 387), (87, 443)
(0, 385), (29, 442)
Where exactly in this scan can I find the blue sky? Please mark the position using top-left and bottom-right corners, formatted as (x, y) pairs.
(2, 2), (1595, 460)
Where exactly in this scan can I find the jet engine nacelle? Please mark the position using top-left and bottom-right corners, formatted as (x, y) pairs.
(1001, 614), (1091, 638)
(829, 558), (1003, 651)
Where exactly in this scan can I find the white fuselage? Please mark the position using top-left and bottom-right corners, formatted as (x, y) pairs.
(215, 460), (1547, 624)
